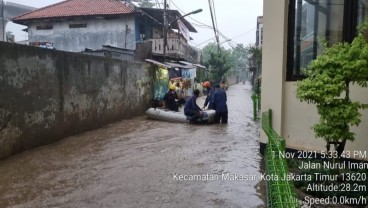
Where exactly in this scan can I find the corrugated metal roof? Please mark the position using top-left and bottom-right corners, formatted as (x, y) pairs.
(145, 59), (202, 69)
(145, 59), (171, 68)
(13, 0), (135, 23)
(179, 61), (206, 69)
(165, 62), (194, 69)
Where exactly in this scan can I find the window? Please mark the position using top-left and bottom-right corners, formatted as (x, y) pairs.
(69, 23), (87, 28)
(287, 0), (368, 81)
(36, 25), (53, 30)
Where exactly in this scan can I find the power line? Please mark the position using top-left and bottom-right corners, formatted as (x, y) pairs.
(125, 0), (163, 26)
(168, 0), (213, 30)
(164, 0), (234, 48)
(191, 23), (212, 29)
(192, 36), (216, 47)
(211, 0), (220, 44)
(191, 26), (256, 49)
(154, 0), (161, 9)
(207, 0), (219, 49)
(230, 27), (256, 40)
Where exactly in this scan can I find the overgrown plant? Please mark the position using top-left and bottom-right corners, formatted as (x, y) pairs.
(296, 21), (368, 156)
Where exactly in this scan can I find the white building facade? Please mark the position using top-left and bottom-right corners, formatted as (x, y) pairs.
(26, 16), (136, 52)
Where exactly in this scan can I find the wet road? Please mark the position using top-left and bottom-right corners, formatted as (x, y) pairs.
(0, 83), (266, 208)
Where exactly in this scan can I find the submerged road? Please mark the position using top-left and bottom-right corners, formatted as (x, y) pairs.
(0, 82), (266, 208)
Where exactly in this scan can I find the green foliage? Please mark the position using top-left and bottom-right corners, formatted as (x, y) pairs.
(296, 22), (368, 145)
(138, 0), (154, 8)
(228, 44), (248, 78)
(201, 43), (234, 83)
(245, 44), (262, 69)
(201, 43), (218, 65)
(200, 42), (261, 84)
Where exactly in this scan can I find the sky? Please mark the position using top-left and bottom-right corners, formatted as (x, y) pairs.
(5, 0), (263, 49)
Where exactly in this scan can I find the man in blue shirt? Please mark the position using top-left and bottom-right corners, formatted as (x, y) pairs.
(184, 89), (203, 123)
(212, 85), (228, 124)
(202, 81), (215, 110)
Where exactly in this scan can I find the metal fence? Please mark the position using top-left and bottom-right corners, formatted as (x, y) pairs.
(262, 109), (300, 208)
(252, 93), (261, 120)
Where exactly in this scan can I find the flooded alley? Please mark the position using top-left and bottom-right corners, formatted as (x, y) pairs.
(0, 83), (266, 208)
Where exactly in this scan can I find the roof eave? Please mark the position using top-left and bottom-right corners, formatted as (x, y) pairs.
(13, 12), (137, 25)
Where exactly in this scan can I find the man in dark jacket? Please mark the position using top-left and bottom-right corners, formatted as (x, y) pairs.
(184, 89), (203, 123)
(202, 81), (214, 110)
(212, 85), (228, 124)
(163, 84), (179, 111)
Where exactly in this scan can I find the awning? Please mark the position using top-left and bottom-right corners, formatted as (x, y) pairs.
(193, 64), (206, 69)
(170, 77), (182, 80)
(179, 61), (206, 69)
(178, 61), (192, 65)
(165, 62), (194, 69)
(145, 59), (206, 69)
(145, 59), (171, 68)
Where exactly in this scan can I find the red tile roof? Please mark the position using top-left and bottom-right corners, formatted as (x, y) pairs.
(13, 0), (136, 23)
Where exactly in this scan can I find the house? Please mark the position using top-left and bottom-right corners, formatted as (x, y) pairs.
(12, 0), (199, 62)
(261, 0), (368, 159)
(12, 0), (204, 101)
(0, 1), (36, 41)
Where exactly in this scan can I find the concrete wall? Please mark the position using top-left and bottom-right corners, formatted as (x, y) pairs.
(28, 15), (136, 52)
(282, 83), (368, 156)
(0, 42), (153, 159)
(260, 0), (288, 143)
(261, 0), (368, 160)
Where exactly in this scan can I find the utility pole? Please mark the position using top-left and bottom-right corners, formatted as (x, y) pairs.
(163, 7), (202, 61)
(163, 0), (167, 61)
(1, 0), (4, 41)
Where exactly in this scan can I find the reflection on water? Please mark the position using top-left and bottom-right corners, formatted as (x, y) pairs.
(0, 83), (265, 208)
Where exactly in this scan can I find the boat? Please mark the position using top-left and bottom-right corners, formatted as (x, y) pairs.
(145, 108), (216, 124)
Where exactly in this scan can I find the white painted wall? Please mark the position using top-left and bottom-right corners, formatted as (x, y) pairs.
(282, 83), (368, 159)
(260, 0), (288, 143)
(27, 15), (136, 52)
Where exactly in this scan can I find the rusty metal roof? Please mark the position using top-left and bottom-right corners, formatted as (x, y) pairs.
(13, 0), (135, 24)
(12, 0), (198, 34)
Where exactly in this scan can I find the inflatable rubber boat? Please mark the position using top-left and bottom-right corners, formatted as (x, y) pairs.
(145, 108), (216, 124)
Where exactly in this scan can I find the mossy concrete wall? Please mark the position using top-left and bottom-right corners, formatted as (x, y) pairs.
(0, 42), (153, 159)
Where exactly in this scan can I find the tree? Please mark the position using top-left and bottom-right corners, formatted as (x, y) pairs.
(296, 21), (368, 156)
(197, 43), (217, 83)
(207, 48), (234, 83)
(138, 0), (154, 8)
(201, 43), (218, 66)
(230, 44), (248, 82)
(245, 44), (262, 90)
(200, 43), (234, 83)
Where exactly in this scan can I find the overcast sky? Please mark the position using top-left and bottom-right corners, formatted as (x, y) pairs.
(5, 0), (263, 49)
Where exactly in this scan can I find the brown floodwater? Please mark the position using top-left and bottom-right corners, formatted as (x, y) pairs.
(0, 82), (266, 208)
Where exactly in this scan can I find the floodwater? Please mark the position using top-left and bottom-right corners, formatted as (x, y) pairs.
(0, 83), (266, 208)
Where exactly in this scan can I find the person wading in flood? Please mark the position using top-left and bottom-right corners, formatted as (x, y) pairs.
(202, 81), (214, 110)
(212, 85), (228, 124)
